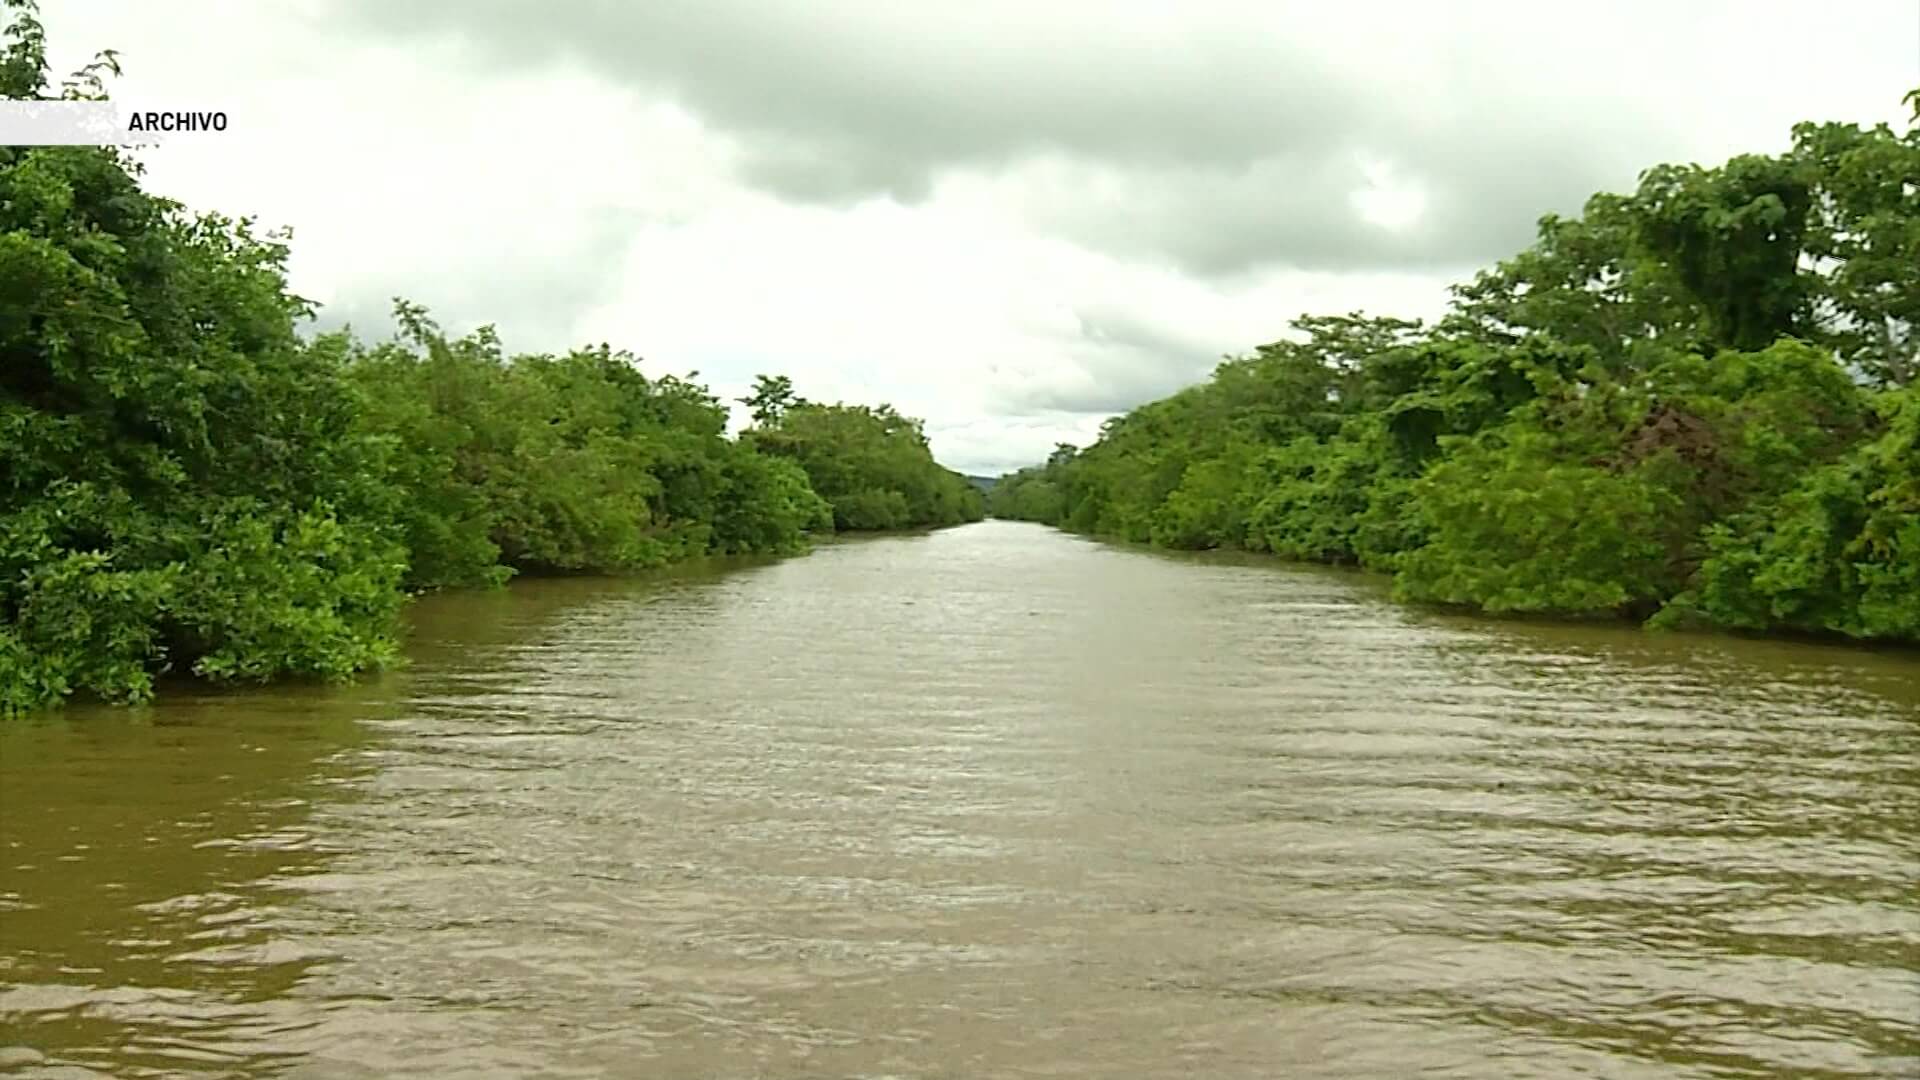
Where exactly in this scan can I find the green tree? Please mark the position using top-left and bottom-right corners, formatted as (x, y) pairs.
(994, 88), (1919, 645)
(744, 393), (984, 530)
(1794, 106), (1920, 386)
(3, 3), (407, 705)
(738, 373), (801, 426)
(0, 5), (931, 709)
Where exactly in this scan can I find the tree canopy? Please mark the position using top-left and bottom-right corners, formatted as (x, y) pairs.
(992, 93), (1920, 644)
(742, 396), (985, 531)
(0, 3), (972, 709)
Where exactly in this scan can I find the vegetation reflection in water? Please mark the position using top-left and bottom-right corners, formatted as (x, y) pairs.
(2, 523), (1915, 1079)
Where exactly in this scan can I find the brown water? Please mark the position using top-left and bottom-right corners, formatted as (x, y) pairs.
(2, 520), (1917, 1079)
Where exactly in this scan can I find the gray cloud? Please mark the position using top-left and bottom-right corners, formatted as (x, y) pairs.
(988, 307), (1226, 416)
(1005, 369), (1209, 417)
(926, 413), (1111, 477)
(48, 0), (1911, 480)
(319, 0), (1668, 275)
(1012, 122), (1629, 275)
(307, 206), (646, 354)
(334, 3), (1367, 181)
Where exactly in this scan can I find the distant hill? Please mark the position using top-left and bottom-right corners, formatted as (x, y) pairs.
(964, 474), (996, 493)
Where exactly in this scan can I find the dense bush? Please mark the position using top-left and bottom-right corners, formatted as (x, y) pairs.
(737, 375), (985, 530)
(340, 307), (833, 589)
(0, 53), (412, 707)
(992, 91), (1920, 644)
(1673, 381), (1920, 638)
(0, 5), (969, 709)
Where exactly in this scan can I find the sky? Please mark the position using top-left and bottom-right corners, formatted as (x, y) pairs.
(42, 1), (1920, 475)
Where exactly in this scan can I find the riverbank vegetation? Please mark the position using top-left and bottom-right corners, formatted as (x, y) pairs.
(0, 5), (978, 709)
(992, 93), (1920, 645)
(736, 375), (986, 531)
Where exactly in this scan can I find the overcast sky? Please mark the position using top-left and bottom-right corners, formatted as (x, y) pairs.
(43, 2), (1920, 474)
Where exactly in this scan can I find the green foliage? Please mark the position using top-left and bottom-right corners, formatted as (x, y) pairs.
(985, 467), (1065, 524)
(1, 5), (970, 709)
(709, 450), (833, 554)
(737, 373), (800, 427)
(1670, 383), (1920, 639)
(1243, 426), (1388, 564)
(1, 0), (48, 99)
(341, 309), (810, 585)
(0, 23), (415, 707)
(743, 394), (985, 530)
(995, 92), (1920, 645)
(1794, 113), (1920, 387)
(1148, 441), (1256, 550)
(1632, 155), (1812, 352)
(829, 488), (913, 530)
(1395, 428), (1692, 617)
(160, 499), (405, 683)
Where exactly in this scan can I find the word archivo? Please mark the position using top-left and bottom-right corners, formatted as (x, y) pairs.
(126, 110), (227, 132)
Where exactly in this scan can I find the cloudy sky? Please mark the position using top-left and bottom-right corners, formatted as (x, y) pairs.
(43, 2), (1919, 474)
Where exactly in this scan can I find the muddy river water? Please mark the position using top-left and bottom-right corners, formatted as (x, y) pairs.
(2, 521), (1916, 1077)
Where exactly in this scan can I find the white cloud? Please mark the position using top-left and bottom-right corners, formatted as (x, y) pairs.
(37, 1), (1919, 474)
(1350, 159), (1428, 232)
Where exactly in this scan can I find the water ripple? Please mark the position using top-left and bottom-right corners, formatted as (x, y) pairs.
(2, 523), (1915, 1078)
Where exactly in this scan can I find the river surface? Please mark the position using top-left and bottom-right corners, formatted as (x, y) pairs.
(2, 521), (1917, 1079)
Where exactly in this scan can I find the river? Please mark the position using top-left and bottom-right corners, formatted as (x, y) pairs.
(2, 521), (1916, 1078)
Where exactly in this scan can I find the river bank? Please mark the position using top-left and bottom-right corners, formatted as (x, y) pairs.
(1004, 519), (1920, 658)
